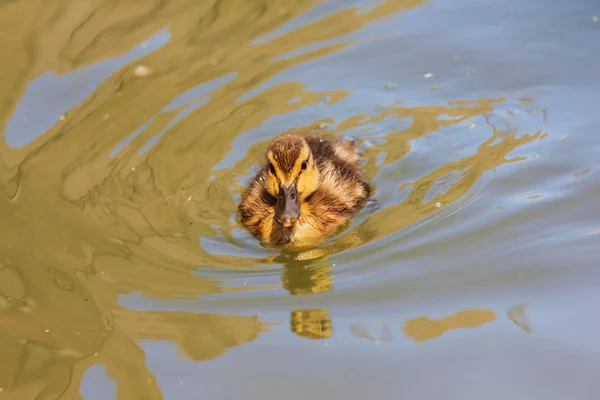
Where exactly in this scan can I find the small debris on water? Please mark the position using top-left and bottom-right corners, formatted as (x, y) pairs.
(187, 196), (192, 201)
(435, 202), (442, 208)
(318, 122), (327, 129)
(574, 168), (591, 178)
(593, 16), (598, 23)
(244, 281), (248, 286)
(44, 329), (50, 333)
(384, 83), (395, 90)
(134, 65), (153, 77)
(424, 73), (433, 79)
(507, 304), (533, 333)
(469, 123), (476, 130)
(558, 134), (568, 140)
(430, 85), (438, 90)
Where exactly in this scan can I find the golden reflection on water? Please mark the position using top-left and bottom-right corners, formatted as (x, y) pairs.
(403, 309), (497, 342)
(0, 0), (546, 398)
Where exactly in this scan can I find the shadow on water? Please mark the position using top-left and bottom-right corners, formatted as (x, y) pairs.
(0, 0), (549, 398)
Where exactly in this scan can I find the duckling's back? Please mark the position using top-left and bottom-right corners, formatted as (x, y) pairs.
(306, 135), (371, 208)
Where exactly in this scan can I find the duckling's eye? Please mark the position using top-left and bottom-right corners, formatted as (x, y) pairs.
(301, 160), (308, 170)
(269, 163), (276, 174)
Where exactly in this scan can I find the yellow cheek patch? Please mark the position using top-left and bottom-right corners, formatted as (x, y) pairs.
(297, 168), (318, 200)
(265, 173), (279, 197)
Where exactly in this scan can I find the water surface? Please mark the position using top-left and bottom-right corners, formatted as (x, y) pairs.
(0, 0), (599, 399)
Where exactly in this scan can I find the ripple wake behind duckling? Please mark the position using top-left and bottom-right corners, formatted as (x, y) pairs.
(238, 132), (376, 246)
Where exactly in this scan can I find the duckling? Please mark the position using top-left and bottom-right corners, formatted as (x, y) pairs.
(238, 132), (375, 246)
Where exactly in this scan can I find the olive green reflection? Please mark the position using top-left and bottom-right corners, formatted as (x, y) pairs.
(112, 309), (268, 361)
(0, 0), (429, 398)
(281, 260), (333, 296)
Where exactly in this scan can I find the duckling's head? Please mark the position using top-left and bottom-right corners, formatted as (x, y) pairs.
(264, 135), (319, 228)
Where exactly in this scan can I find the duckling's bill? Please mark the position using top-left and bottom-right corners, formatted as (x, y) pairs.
(275, 181), (299, 227)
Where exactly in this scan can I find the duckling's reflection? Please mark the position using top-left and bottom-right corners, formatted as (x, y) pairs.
(272, 253), (334, 339)
(290, 309), (332, 340)
(280, 258), (333, 296)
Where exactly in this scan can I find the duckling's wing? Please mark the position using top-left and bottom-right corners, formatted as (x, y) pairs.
(306, 135), (359, 167)
(332, 140), (361, 167)
(305, 136), (371, 213)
